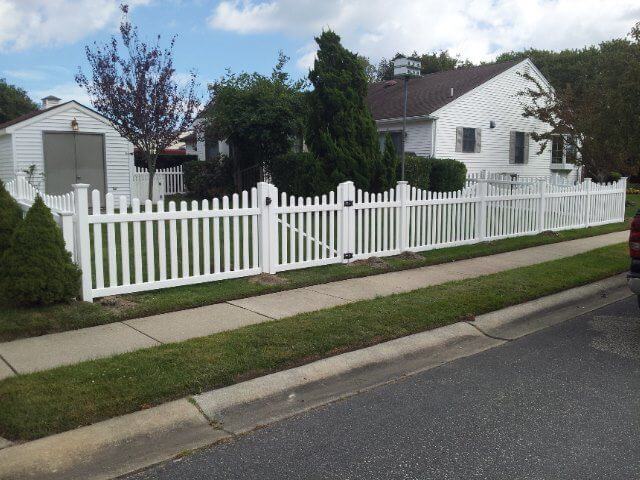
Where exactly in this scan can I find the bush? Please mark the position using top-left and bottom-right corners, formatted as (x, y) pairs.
(608, 171), (622, 183)
(0, 180), (23, 255)
(0, 196), (80, 305)
(400, 156), (467, 192)
(269, 152), (330, 197)
(402, 154), (431, 190)
(183, 155), (235, 198)
(134, 152), (198, 169)
(428, 158), (467, 192)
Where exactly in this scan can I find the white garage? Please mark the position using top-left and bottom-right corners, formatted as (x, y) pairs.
(0, 96), (134, 199)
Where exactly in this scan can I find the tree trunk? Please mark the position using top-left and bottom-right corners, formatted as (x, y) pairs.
(147, 153), (157, 201)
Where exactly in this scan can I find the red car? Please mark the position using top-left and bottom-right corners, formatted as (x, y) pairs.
(629, 211), (640, 306)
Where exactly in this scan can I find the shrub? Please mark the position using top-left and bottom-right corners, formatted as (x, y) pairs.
(376, 132), (397, 191)
(428, 158), (467, 192)
(183, 155), (235, 198)
(402, 154), (431, 190)
(0, 196), (80, 305)
(608, 171), (622, 183)
(0, 180), (23, 255)
(269, 152), (330, 197)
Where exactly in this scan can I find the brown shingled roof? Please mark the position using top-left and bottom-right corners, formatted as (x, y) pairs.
(366, 60), (521, 121)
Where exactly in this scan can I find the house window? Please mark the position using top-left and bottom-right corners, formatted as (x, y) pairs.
(551, 135), (563, 164)
(379, 131), (403, 155)
(514, 132), (525, 164)
(462, 128), (476, 152)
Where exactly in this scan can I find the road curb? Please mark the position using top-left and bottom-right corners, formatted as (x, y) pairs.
(0, 274), (632, 480)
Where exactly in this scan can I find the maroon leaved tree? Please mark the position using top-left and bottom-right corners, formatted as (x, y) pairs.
(76, 4), (200, 197)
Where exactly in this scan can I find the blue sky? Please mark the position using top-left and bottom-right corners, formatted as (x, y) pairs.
(0, 0), (638, 107)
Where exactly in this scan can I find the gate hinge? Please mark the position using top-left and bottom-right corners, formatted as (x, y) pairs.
(343, 200), (353, 207)
(343, 252), (353, 260)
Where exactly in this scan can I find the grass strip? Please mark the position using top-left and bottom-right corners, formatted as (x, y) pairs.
(0, 217), (631, 342)
(0, 243), (629, 441)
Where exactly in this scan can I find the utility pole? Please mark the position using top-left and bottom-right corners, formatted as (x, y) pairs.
(393, 56), (422, 182)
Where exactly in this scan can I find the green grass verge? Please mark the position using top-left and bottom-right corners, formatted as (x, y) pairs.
(0, 217), (632, 342)
(0, 243), (628, 441)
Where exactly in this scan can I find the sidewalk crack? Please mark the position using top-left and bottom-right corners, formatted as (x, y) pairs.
(0, 353), (18, 375)
(121, 322), (163, 344)
(465, 321), (512, 342)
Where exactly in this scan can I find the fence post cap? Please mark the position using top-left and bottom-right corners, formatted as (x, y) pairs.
(71, 183), (90, 190)
(396, 180), (409, 186)
(15, 171), (27, 177)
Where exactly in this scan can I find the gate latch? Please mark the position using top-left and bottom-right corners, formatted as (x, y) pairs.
(344, 253), (353, 260)
(265, 197), (272, 206)
(343, 200), (353, 207)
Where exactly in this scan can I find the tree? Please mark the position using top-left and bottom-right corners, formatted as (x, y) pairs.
(374, 50), (472, 82)
(0, 180), (23, 255)
(0, 196), (80, 305)
(306, 30), (381, 190)
(76, 4), (199, 198)
(519, 22), (640, 180)
(205, 52), (306, 175)
(0, 79), (38, 123)
(381, 133), (398, 189)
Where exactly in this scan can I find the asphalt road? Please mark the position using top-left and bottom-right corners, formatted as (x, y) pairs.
(126, 296), (640, 480)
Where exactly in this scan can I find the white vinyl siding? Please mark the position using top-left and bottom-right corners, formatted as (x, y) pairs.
(432, 60), (578, 182)
(10, 105), (133, 196)
(376, 119), (433, 158)
(0, 134), (14, 183)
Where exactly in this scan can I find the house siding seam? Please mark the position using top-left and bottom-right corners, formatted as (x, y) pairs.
(431, 61), (578, 181)
(376, 120), (433, 158)
(0, 134), (13, 183)
(11, 106), (133, 196)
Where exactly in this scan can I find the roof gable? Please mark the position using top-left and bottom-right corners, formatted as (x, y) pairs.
(366, 59), (522, 121)
(0, 101), (114, 133)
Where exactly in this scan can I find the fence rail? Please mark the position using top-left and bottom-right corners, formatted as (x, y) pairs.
(6, 172), (627, 302)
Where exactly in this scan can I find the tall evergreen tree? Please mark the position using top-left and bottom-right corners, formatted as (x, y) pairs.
(381, 133), (398, 188)
(306, 30), (381, 190)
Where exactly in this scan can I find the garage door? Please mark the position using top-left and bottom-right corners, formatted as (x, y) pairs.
(43, 132), (106, 197)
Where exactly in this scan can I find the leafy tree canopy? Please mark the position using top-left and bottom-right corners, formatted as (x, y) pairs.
(371, 50), (472, 82)
(0, 79), (38, 124)
(205, 52), (307, 172)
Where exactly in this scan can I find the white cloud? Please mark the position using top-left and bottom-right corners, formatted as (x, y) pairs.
(209, 0), (640, 65)
(0, 0), (150, 52)
(31, 82), (93, 107)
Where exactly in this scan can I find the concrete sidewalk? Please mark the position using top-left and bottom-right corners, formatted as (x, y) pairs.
(0, 231), (627, 378)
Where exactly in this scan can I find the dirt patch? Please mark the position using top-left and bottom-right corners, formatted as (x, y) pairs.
(397, 251), (424, 262)
(540, 230), (561, 237)
(348, 256), (390, 269)
(249, 273), (289, 286)
(98, 296), (138, 312)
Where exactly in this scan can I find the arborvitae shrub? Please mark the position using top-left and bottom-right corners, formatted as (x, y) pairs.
(0, 196), (80, 305)
(402, 154), (431, 190)
(0, 180), (23, 255)
(269, 152), (329, 197)
(428, 158), (467, 192)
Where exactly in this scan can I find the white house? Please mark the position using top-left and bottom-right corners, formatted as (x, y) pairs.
(0, 96), (134, 198)
(366, 59), (579, 181)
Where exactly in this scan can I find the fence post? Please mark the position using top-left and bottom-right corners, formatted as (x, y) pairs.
(537, 178), (547, 233)
(620, 177), (628, 222)
(476, 178), (488, 242)
(396, 181), (409, 252)
(72, 183), (93, 302)
(15, 171), (27, 201)
(583, 178), (592, 227)
(257, 182), (278, 274)
(59, 212), (75, 261)
(338, 181), (356, 262)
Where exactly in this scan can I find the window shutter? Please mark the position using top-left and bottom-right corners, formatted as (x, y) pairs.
(509, 131), (516, 164)
(524, 133), (530, 163)
(474, 129), (482, 153)
(455, 127), (463, 152)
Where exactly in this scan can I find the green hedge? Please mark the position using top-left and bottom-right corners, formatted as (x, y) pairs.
(0, 180), (23, 255)
(401, 155), (467, 192)
(134, 152), (198, 169)
(183, 156), (234, 198)
(269, 152), (330, 197)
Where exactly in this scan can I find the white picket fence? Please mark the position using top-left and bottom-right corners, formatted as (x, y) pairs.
(132, 166), (185, 201)
(6, 173), (627, 302)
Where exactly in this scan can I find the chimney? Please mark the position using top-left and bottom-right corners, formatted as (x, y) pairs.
(41, 95), (61, 109)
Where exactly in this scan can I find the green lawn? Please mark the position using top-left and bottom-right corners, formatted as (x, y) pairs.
(0, 243), (628, 442)
(0, 216), (632, 342)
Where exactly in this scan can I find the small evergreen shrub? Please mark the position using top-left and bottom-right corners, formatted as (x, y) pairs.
(269, 152), (330, 197)
(402, 154), (431, 190)
(0, 180), (23, 255)
(134, 152), (198, 169)
(0, 196), (80, 305)
(183, 155), (234, 198)
(428, 158), (467, 192)
(374, 133), (397, 192)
